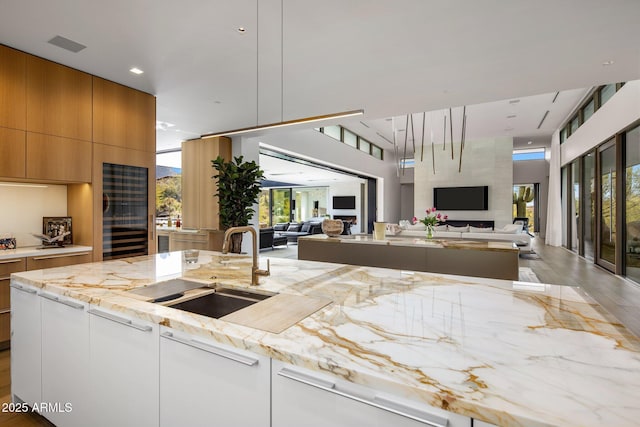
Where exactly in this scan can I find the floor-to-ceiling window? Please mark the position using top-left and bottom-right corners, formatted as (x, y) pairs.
(270, 189), (291, 225)
(570, 161), (580, 252)
(513, 184), (537, 232)
(625, 125), (640, 282)
(583, 151), (596, 260)
(598, 139), (617, 270)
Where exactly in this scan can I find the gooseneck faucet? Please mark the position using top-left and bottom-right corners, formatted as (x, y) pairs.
(222, 226), (270, 286)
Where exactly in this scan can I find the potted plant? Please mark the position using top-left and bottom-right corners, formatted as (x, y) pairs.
(212, 155), (264, 253)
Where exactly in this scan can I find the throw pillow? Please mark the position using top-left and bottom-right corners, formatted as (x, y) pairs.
(274, 223), (289, 231)
(300, 222), (311, 233)
(434, 224), (448, 231)
(469, 225), (493, 233)
(287, 223), (301, 232)
(499, 224), (522, 234)
(448, 225), (469, 232)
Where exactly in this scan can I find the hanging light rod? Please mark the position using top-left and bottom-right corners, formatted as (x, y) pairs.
(200, 109), (364, 139)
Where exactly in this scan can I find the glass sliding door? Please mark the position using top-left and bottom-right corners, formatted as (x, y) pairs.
(570, 161), (580, 252)
(258, 189), (270, 226)
(583, 151), (596, 261)
(598, 140), (617, 270)
(271, 189), (291, 225)
(625, 125), (640, 283)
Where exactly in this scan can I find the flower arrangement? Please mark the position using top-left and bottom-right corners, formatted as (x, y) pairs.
(412, 208), (448, 239)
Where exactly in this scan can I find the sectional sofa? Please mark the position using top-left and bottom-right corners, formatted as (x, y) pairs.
(273, 221), (323, 243)
(388, 222), (533, 252)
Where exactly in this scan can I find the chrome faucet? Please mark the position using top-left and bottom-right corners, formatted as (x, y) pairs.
(222, 226), (270, 286)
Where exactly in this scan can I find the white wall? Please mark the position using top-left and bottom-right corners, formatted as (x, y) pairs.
(414, 137), (513, 228)
(327, 181), (362, 233)
(561, 80), (640, 165)
(0, 183), (67, 247)
(513, 159), (550, 235)
(243, 128), (401, 223)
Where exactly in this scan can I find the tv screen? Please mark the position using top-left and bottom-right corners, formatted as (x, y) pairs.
(433, 186), (488, 211)
(333, 196), (356, 210)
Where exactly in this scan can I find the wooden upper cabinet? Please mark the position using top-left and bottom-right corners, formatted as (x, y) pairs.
(181, 137), (231, 230)
(0, 45), (26, 130)
(26, 55), (92, 141)
(0, 127), (26, 178)
(26, 132), (91, 182)
(92, 77), (155, 152)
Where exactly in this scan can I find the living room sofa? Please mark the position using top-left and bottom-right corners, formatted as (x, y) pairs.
(273, 221), (323, 243)
(389, 222), (533, 252)
(259, 227), (288, 251)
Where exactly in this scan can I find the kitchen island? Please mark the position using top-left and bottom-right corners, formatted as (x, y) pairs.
(9, 250), (640, 427)
(298, 234), (520, 280)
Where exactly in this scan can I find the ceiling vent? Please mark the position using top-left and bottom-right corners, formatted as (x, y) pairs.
(48, 35), (86, 53)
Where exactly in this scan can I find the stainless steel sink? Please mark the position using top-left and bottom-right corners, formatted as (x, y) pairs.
(167, 288), (272, 319)
(128, 278), (275, 319)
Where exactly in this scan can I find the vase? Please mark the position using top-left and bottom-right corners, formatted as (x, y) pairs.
(321, 219), (344, 237)
(426, 225), (434, 240)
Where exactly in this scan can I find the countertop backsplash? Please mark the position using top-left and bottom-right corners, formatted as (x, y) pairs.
(0, 183), (68, 248)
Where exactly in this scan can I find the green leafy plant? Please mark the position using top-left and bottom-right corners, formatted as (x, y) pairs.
(513, 186), (534, 217)
(212, 155), (264, 253)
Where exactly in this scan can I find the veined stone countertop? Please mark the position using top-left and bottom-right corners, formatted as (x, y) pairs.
(0, 245), (93, 261)
(302, 233), (519, 252)
(10, 251), (640, 427)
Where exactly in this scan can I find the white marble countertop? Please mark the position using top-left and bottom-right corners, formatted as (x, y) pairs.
(0, 245), (93, 261)
(10, 251), (640, 426)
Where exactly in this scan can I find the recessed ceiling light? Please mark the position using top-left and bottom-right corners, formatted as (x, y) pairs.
(129, 67), (144, 75)
(237, 27), (247, 34)
(507, 115), (517, 119)
(602, 60), (614, 66)
(508, 99), (520, 104)
(527, 141), (533, 145)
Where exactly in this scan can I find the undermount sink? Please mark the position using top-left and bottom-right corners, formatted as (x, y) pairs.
(127, 278), (276, 319)
(167, 288), (273, 319)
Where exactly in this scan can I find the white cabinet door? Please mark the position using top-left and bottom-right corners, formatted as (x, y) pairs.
(272, 360), (471, 427)
(10, 281), (41, 405)
(88, 305), (159, 427)
(40, 291), (90, 427)
(159, 326), (270, 427)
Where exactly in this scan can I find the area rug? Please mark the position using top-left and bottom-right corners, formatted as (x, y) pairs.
(518, 267), (541, 283)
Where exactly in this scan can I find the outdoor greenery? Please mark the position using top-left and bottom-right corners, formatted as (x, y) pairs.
(156, 175), (182, 218)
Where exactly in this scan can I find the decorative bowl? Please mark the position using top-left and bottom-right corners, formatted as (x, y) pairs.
(321, 219), (344, 237)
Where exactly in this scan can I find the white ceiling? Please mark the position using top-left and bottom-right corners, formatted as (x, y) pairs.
(1, 0), (638, 154)
(260, 154), (365, 187)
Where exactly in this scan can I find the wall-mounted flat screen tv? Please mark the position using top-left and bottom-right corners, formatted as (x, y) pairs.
(333, 196), (356, 210)
(433, 186), (488, 211)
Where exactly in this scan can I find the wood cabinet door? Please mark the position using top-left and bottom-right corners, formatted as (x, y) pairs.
(26, 132), (91, 182)
(0, 127), (26, 178)
(26, 252), (92, 271)
(92, 77), (155, 152)
(26, 55), (92, 141)
(0, 45), (26, 130)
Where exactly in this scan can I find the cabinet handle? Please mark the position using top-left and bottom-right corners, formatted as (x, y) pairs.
(0, 259), (23, 265)
(10, 283), (38, 294)
(149, 215), (154, 241)
(161, 331), (259, 366)
(171, 239), (205, 243)
(0, 308), (10, 314)
(88, 309), (153, 332)
(40, 293), (84, 310)
(32, 252), (90, 261)
(277, 368), (448, 427)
